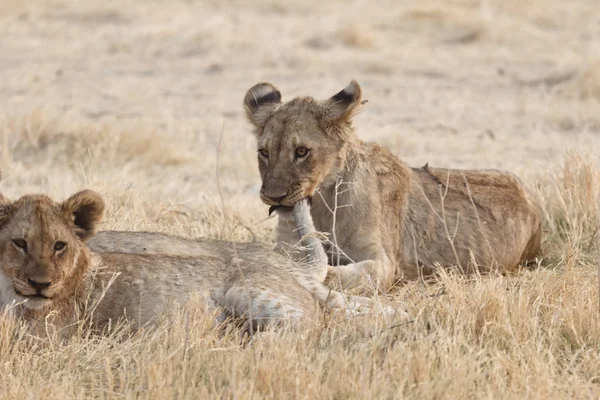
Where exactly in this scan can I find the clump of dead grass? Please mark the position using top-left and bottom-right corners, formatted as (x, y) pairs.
(153, 199), (271, 243)
(536, 152), (599, 266)
(92, 188), (271, 243)
(0, 111), (192, 170)
(3, 258), (600, 398)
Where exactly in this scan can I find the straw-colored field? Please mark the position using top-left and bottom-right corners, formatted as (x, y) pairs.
(1, 0), (600, 398)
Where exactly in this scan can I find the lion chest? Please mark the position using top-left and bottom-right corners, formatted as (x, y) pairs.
(310, 197), (379, 266)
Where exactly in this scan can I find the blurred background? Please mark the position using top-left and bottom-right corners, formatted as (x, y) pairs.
(0, 0), (599, 235)
(2, 3), (600, 397)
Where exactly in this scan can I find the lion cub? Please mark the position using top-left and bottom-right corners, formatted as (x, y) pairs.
(0, 190), (379, 336)
(244, 80), (542, 292)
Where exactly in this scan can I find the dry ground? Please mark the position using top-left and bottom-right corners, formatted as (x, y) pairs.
(1, 0), (600, 398)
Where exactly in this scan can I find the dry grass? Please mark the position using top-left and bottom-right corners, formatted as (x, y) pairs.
(1, 0), (600, 398)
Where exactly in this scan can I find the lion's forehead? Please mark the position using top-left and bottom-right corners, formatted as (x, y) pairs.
(262, 118), (321, 148)
(5, 200), (71, 241)
(266, 101), (321, 128)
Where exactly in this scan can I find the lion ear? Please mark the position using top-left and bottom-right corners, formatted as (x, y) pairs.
(322, 80), (364, 123)
(61, 190), (105, 241)
(0, 199), (13, 227)
(243, 82), (282, 131)
(0, 169), (5, 204)
(0, 171), (10, 221)
(0, 194), (10, 207)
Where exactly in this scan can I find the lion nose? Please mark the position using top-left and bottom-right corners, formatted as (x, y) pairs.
(261, 185), (288, 203)
(27, 278), (52, 291)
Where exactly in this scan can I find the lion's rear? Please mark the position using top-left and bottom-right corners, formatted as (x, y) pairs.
(406, 166), (542, 275)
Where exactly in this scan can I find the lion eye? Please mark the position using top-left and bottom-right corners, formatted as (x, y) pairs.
(295, 147), (310, 158)
(258, 149), (269, 159)
(12, 239), (27, 252)
(54, 241), (66, 252)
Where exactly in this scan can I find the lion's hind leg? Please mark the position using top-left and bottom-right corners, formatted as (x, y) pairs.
(216, 286), (309, 335)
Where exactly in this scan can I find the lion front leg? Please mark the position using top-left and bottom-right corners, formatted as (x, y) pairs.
(325, 255), (395, 293)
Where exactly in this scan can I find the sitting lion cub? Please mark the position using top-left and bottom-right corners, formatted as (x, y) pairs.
(0, 190), (381, 336)
(243, 80), (542, 292)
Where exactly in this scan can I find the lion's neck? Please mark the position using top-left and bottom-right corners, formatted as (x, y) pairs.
(319, 139), (361, 191)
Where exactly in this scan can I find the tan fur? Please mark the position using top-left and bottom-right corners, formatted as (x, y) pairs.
(87, 203), (328, 285)
(0, 192), (392, 337)
(244, 80), (543, 292)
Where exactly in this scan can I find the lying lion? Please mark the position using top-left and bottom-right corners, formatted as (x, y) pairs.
(243, 80), (542, 292)
(0, 190), (384, 337)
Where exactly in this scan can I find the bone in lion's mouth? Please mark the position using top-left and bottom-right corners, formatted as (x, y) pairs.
(268, 205), (292, 216)
(268, 197), (312, 217)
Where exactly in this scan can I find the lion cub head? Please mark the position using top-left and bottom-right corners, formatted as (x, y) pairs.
(0, 190), (104, 310)
(244, 80), (364, 206)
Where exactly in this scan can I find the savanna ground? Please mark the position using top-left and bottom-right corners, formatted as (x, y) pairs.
(1, 0), (600, 398)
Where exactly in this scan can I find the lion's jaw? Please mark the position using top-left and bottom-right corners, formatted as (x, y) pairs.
(0, 269), (53, 311)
